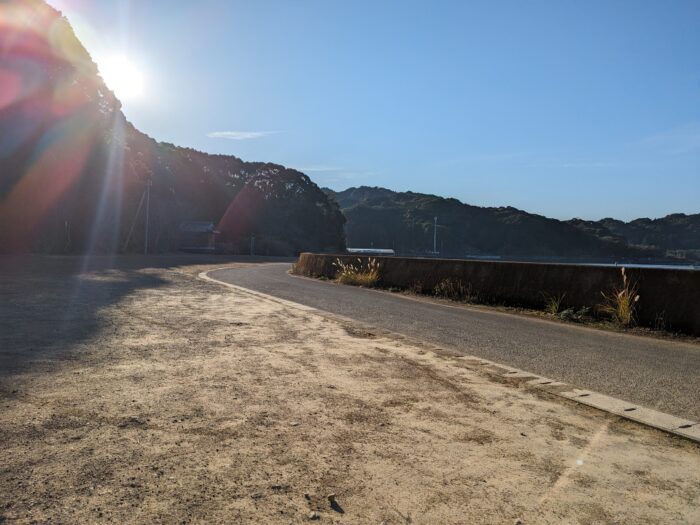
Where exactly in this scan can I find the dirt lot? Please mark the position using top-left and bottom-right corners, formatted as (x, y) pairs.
(1, 255), (699, 524)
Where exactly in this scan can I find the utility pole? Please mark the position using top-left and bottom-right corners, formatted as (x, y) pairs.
(123, 189), (146, 252)
(144, 178), (152, 255)
(433, 216), (438, 254)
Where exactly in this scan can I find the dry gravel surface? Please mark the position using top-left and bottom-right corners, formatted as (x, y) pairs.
(1, 256), (699, 524)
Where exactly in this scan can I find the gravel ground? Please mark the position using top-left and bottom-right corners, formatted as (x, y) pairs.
(211, 263), (700, 420)
(1, 255), (699, 524)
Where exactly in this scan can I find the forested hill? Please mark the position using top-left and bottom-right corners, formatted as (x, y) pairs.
(567, 215), (700, 257)
(326, 186), (693, 260)
(0, 0), (345, 254)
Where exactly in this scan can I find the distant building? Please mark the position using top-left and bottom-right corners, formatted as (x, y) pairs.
(347, 248), (395, 256)
(179, 221), (219, 253)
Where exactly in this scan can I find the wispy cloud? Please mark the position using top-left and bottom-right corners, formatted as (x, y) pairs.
(639, 123), (700, 155)
(207, 130), (281, 140)
(438, 153), (623, 170)
(531, 161), (620, 169)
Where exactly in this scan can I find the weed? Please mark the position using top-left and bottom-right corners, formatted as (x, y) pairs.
(433, 278), (477, 303)
(599, 267), (640, 327)
(653, 311), (667, 331)
(542, 292), (566, 315)
(408, 280), (424, 295)
(333, 257), (380, 287)
(558, 306), (591, 323)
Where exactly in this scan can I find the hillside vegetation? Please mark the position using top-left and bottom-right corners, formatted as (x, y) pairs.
(0, 0), (345, 255)
(569, 215), (700, 258)
(327, 186), (698, 260)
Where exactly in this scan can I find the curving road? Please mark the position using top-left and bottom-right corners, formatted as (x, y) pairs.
(210, 263), (700, 420)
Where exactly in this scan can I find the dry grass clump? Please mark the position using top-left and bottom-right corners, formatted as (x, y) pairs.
(333, 257), (380, 287)
(408, 280), (424, 294)
(599, 267), (640, 327)
(433, 278), (477, 303)
(542, 292), (566, 315)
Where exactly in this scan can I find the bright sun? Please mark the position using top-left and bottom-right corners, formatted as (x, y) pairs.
(99, 56), (145, 101)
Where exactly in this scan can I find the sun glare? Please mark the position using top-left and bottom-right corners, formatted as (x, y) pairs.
(99, 56), (145, 101)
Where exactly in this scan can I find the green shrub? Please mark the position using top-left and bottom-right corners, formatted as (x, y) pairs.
(558, 306), (591, 323)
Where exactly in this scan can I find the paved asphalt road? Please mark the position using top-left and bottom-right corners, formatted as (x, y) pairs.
(210, 263), (700, 421)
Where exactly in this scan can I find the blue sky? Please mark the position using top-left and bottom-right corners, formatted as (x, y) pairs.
(49, 0), (699, 220)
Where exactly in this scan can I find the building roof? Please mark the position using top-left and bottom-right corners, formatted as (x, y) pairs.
(347, 248), (395, 255)
(179, 221), (218, 233)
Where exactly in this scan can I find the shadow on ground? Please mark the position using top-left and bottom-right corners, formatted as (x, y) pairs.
(0, 254), (291, 380)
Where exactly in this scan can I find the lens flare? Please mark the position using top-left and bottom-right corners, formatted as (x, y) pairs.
(98, 55), (145, 101)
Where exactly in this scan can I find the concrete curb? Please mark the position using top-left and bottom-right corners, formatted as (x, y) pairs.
(199, 269), (700, 444)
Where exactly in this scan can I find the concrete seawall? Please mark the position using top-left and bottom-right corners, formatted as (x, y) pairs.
(295, 253), (700, 335)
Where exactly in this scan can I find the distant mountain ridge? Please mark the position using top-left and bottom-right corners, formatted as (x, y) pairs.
(326, 186), (699, 261)
(0, 0), (345, 254)
(568, 215), (700, 255)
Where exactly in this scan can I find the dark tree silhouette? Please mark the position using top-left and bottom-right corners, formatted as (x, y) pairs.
(0, 0), (345, 255)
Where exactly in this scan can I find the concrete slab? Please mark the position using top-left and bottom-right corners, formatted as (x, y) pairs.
(455, 357), (485, 368)
(676, 424), (700, 441)
(560, 389), (595, 400)
(557, 389), (699, 441)
(626, 408), (696, 433)
(527, 378), (568, 388)
(502, 371), (539, 378)
(564, 391), (638, 414)
(490, 364), (521, 374)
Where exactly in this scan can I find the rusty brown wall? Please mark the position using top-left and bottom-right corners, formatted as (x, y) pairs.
(295, 253), (700, 335)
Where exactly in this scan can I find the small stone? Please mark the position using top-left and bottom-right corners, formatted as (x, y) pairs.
(290, 421), (300, 427)
(250, 492), (263, 499)
(308, 511), (320, 520)
(515, 520), (524, 525)
(303, 492), (311, 500)
(327, 493), (344, 513)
